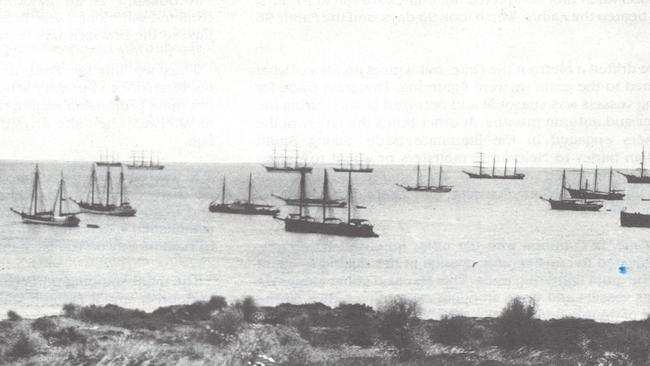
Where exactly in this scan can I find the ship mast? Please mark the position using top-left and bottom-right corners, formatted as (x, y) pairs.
(504, 159), (508, 176)
(514, 159), (518, 175)
(247, 173), (252, 204)
(427, 164), (431, 188)
(594, 166), (599, 192)
(478, 153), (484, 175)
(221, 176), (226, 205)
(578, 165), (583, 190)
(30, 164), (39, 215)
(91, 165), (96, 205)
(416, 164), (421, 188)
(299, 170), (306, 217)
(560, 170), (566, 201)
(58, 173), (63, 215)
(438, 165), (443, 187)
(347, 171), (352, 224)
(322, 169), (328, 222)
(105, 168), (111, 207)
(608, 166), (613, 193)
(120, 167), (124, 206)
(641, 146), (645, 177)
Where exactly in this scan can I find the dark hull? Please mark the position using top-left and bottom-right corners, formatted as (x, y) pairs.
(565, 188), (625, 200)
(272, 194), (346, 207)
(332, 168), (373, 173)
(11, 209), (80, 227)
(263, 165), (313, 173)
(463, 171), (525, 179)
(209, 203), (279, 216)
(127, 165), (164, 170)
(397, 184), (452, 193)
(620, 211), (650, 228)
(281, 217), (378, 237)
(95, 162), (122, 167)
(76, 201), (137, 216)
(617, 172), (650, 184)
(540, 198), (603, 211)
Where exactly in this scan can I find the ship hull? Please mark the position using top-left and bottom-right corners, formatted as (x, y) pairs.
(95, 162), (123, 167)
(77, 202), (137, 217)
(397, 184), (452, 193)
(620, 211), (650, 228)
(565, 188), (625, 200)
(11, 210), (80, 227)
(127, 165), (164, 170)
(617, 172), (650, 184)
(332, 168), (373, 173)
(463, 171), (525, 179)
(541, 198), (603, 211)
(264, 165), (313, 173)
(209, 203), (279, 216)
(281, 217), (378, 237)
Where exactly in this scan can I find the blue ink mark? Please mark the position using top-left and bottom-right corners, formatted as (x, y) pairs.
(618, 265), (627, 275)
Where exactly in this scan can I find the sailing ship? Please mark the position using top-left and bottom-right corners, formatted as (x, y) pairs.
(71, 165), (137, 216)
(209, 174), (279, 215)
(539, 169), (603, 211)
(126, 151), (164, 170)
(396, 164), (452, 192)
(617, 147), (650, 183)
(95, 150), (122, 167)
(10, 165), (81, 227)
(620, 209), (650, 228)
(263, 148), (313, 173)
(275, 169), (378, 237)
(463, 153), (525, 179)
(566, 166), (625, 200)
(332, 154), (373, 173)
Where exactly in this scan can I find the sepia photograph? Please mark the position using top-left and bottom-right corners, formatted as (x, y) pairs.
(0, 1), (649, 365)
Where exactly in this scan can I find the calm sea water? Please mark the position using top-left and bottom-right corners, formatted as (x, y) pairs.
(0, 161), (648, 322)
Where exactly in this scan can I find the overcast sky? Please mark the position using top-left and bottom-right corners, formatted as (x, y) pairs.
(0, 1), (648, 167)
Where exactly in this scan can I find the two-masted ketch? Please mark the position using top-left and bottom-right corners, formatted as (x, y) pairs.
(10, 165), (81, 227)
(396, 164), (452, 193)
(263, 148), (313, 173)
(209, 174), (279, 216)
(540, 169), (603, 211)
(127, 151), (164, 170)
(275, 169), (378, 237)
(566, 166), (625, 200)
(617, 147), (650, 184)
(71, 165), (137, 216)
(332, 154), (373, 173)
(463, 153), (525, 180)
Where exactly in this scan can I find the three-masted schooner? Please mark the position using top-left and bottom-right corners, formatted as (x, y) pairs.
(10, 165), (81, 227)
(566, 166), (625, 200)
(396, 164), (452, 192)
(96, 150), (122, 167)
(263, 148), (313, 173)
(617, 147), (650, 184)
(126, 151), (164, 170)
(463, 153), (525, 179)
(275, 169), (378, 237)
(209, 174), (279, 216)
(540, 169), (603, 211)
(72, 165), (137, 216)
(332, 154), (373, 173)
